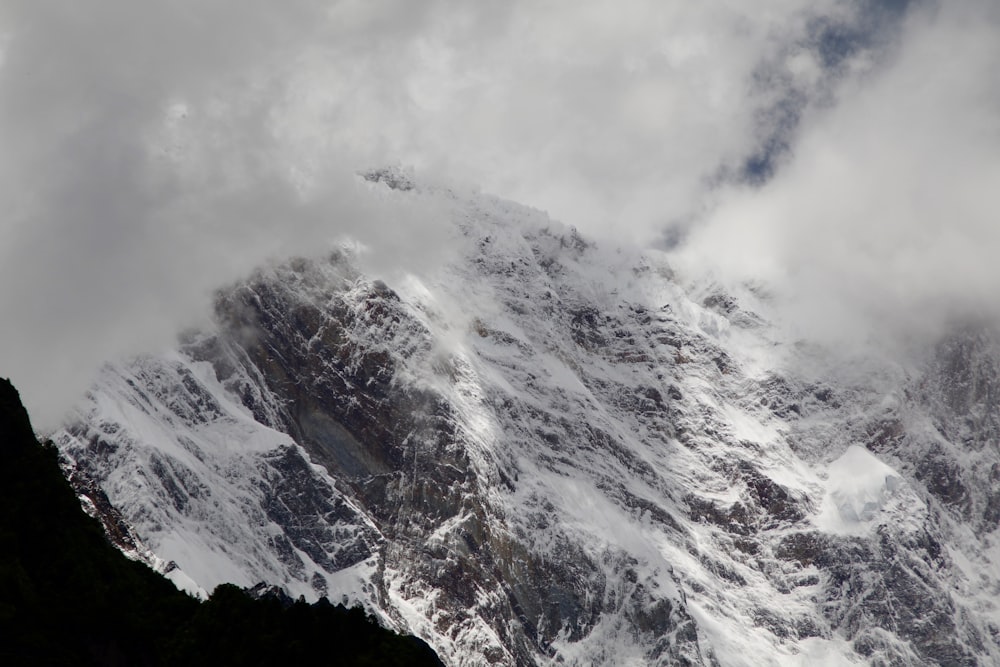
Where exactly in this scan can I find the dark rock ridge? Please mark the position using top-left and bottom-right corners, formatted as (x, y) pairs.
(0, 377), (443, 666)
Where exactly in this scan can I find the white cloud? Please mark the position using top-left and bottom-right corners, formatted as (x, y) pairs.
(1, 0), (964, 424)
(680, 0), (1000, 350)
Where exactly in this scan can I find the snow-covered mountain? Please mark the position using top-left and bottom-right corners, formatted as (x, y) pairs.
(53, 172), (1000, 666)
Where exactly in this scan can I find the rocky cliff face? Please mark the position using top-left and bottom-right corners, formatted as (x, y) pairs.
(53, 177), (1000, 666)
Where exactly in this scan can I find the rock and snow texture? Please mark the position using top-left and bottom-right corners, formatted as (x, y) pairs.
(54, 176), (1000, 665)
(55, 356), (381, 604)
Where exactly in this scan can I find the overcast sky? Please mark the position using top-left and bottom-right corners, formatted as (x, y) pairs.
(1, 0), (998, 426)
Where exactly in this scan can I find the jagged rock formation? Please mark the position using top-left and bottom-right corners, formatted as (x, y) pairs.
(53, 176), (1000, 665)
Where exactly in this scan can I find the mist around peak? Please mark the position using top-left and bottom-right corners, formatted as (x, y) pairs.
(2, 0), (998, 424)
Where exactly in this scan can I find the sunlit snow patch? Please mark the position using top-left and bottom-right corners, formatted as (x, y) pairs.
(164, 563), (207, 599)
(815, 445), (924, 535)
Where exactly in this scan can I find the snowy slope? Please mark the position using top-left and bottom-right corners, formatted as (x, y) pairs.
(54, 172), (1000, 666)
(55, 355), (382, 605)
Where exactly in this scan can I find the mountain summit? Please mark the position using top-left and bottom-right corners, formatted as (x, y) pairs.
(54, 180), (1000, 665)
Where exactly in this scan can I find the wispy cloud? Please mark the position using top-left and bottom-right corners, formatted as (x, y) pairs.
(2, 0), (986, 423)
(680, 0), (1000, 350)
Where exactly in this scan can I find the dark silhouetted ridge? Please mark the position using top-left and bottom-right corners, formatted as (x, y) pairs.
(0, 377), (443, 666)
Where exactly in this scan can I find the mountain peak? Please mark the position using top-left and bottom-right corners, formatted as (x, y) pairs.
(49, 187), (1000, 666)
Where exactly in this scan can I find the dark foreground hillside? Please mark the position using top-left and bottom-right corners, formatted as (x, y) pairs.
(0, 377), (443, 667)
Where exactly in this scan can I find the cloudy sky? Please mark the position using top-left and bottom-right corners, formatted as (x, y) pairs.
(1, 0), (998, 425)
